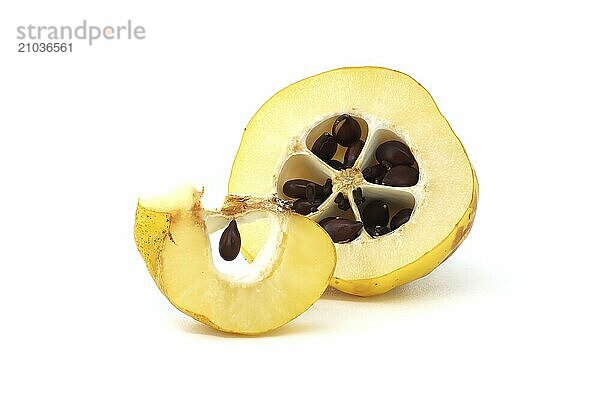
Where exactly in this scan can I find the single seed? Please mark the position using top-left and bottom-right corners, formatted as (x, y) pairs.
(382, 165), (419, 187)
(375, 140), (415, 166)
(323, 179), (333, 197)
(343, 140), (365, 168)
(352, 187), (365, 205)
(338, 199), (351, 211)
(219, 220), (241, 261)
(332, 114), (361, 147)
(292, 198), (322, 215)
(327, 159), (345, 170)
(320, 218), (363, 243)
(283, 179), (323, 198)
(362, 164), (388, 184)
(390, 208), (413, 230)
(319, 216), (339, 227)
(334, 192), (351, 211)
(379, 226), (391, 235)
(311, 133), (338, 161)
(306, 183), (317, 203)
(361, 200), (390, 228)
(365, 225), (391, 237)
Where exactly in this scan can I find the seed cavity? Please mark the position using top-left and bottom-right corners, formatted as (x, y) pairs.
(358, 191), (415, 238)
(219, 220), (241, 261)
(363, 140), (419, 187)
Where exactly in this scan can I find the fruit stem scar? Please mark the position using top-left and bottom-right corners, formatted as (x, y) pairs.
(220, 195), (291, 217)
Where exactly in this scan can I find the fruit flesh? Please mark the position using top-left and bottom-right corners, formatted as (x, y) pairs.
(134, 186), (336, 334)
(332, 171), (478, 295)
(229, 67), (477, 296)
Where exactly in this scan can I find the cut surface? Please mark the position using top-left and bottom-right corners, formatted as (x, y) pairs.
(228, 67), (477, 295)
(134, 187), (336, 334)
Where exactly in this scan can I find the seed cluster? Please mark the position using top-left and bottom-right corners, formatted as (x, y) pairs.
(283, 178), (333, 215)
(281, 114), (420, 244)
(363, 141), (418, 186)
(311, 114), (365, 170)
(358, 140), (419, 237)
(361, 200), (413, 238)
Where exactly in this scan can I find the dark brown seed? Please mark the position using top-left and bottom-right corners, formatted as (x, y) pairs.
(323, 179), (333, 197)
(334, 193), (351, 211)
(292, 198), (321, 215)
(332, 114), (361, 147)
(283, 179), (323, 198)
(319, 216), (338, 227)
(365, 225), (391, 237)
(311, 133), (338, 161)
(306, 183), (316, 203)
(362, 164), (388, 184)
(343, 140), (365, 168)
(390, 208), (413, 230)
(292, 199), (311, 215)
(352, 187), (365, 205)
(361, 200), (389, 227)
(327, 159), (345, 170)
(382, 165), (419, 187)
(338, 199), (351, 211)
(375, 140), (415, 167)
(320, 218), (363, 243)
(219, 220), (241, 261)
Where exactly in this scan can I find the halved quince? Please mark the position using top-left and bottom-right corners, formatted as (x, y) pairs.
(133, 185), (336, 334)
(228, 67), (478, 296)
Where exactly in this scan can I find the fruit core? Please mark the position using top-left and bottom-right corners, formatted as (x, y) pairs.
(277, 113), (420, 244)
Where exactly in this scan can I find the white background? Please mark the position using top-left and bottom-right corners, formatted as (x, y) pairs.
(1, 1), (598, 398)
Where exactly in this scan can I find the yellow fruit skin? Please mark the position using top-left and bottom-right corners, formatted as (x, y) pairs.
(133, 204), (223, 331)
(330, 170), (478, 296)
(133, 205), (169, 293)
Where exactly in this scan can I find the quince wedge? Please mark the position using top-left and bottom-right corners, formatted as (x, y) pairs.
(134, 185), (336, 334)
